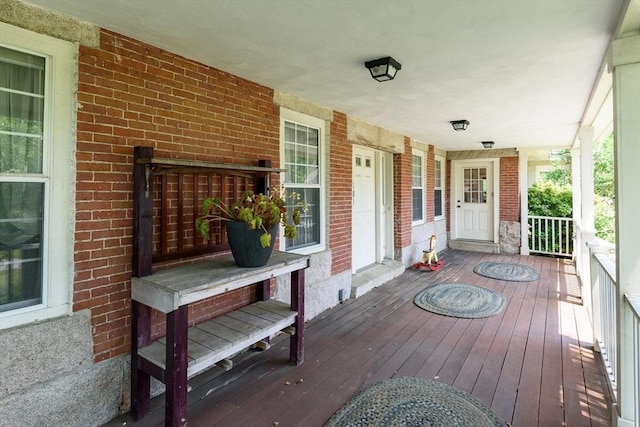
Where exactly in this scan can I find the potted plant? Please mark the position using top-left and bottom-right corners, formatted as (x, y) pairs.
(195, 189), (305, 267)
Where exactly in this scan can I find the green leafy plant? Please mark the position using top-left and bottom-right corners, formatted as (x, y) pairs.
(195, 189), (306, 248)
(528, 181), (573, 218)
(528, 181), (574, 254)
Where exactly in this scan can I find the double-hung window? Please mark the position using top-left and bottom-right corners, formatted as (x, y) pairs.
(1, 23), (75, 329)
(412, 151), (424, 223)
(434, 156), (445, 219)
(0, 46), (46, 313)
(281, 109), (325, 253)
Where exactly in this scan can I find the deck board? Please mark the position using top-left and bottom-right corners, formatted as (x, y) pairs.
(106, 250), (613, 427)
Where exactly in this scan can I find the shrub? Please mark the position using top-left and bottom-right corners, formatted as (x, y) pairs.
(528, 182), (574, 255)
(528, 182), (573, 217)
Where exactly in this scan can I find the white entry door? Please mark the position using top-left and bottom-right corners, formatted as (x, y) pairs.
(455, 162), (494, 240)
(352, 146), (377, 272)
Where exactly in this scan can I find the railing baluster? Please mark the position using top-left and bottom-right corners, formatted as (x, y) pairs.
(627, 296), (640, 424)
(591, 251), (617, 398)
(537, 218), (542, 253)
(526, 215), (574, 258)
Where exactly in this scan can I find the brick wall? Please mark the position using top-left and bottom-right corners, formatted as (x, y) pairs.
(393, 137), (413, 249)
(329, 112), (352, 275)
(500, 156), (520, 221)
(74, 29), (284, 361)
(69, 27), (440, 362)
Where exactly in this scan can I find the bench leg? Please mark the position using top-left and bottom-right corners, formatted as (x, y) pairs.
(290, 269), (305, 365)
(258, 278), (271, 301)
(165, 306), (189, 427)
(131, 301), (151, 420)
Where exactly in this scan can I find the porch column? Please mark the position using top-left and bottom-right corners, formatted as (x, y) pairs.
(571, 148), (582, 271)
(578, 126), (595, 234)
(518, 149), (529, 255)
(577, 127), (596, 317)
(610, 33), (640, 427)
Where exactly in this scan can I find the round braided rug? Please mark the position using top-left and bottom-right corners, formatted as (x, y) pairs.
(414, 283), (506, 318)
(324, 377), (506, 427)
(473, 261), (540, 282)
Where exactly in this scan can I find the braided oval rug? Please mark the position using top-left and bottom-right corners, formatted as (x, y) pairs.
(473, 261), (540, 282)
(324, 377), (506, 427)
(414, 283), (506, 318)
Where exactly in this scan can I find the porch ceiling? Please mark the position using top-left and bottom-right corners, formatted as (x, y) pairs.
(24, 0), (625, 151)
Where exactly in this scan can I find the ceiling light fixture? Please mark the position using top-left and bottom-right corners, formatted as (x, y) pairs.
(482, 141), (495, 149)
(364, 56), (402, 82)
(450, 120), (469, 131)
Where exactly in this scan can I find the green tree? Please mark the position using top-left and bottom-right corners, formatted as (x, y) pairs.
(528, 181), (573, 254)
(535, 134), (615, 243)
(528, 181), (573, 217)
(541, 149), (571, 186)
(593, 134), (615, 242)
(593, 134), (614, 200)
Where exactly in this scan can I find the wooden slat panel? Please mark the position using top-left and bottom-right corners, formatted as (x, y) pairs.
(236, 301), (291, 323)
(198, 317), (252, 342)
(138, 342), (169, 371)
(139, 156), (284, 173)
(186, 330), (229, 360)
(226, 310), (276, 330)
(131, 252), (309, 313)
(188, 327), (231, 352)
(137, 300), (297, 380)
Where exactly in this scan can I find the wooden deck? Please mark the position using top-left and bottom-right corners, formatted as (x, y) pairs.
(109, 250), (612, 427)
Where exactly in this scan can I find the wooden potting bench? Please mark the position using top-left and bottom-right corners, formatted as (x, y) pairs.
(130, 147), (307, 426)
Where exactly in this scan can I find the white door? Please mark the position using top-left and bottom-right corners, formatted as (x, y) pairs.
(455, 162), (493, 240)
(352, 146), (377, 272)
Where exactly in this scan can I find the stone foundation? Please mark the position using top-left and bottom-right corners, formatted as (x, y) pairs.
(499, 221), (521, 254)
(0, 310), (127, 427)
(275, 249), (351, 320)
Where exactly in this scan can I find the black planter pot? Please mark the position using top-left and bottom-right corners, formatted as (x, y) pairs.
(226, 221), (278, 267)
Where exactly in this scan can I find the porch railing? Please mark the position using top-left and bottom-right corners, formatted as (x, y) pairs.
(590, 250), (617, 396)
(588, 241), (640, 425)
(528, 215), (574, 257)
(624, 294), (640, 424)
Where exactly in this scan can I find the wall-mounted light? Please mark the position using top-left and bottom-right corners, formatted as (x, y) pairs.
(364, 56), (402, 82)
(482, 141), (495, 148)
(450, 120), (469, 131)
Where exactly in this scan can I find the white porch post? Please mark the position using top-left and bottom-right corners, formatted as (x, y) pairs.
(571, 148), (582, 269)
(578, 126), (596, 235)
(577, 127), (596, 317)
(610, 34), (640, 427)
(518, 149), (529, 255)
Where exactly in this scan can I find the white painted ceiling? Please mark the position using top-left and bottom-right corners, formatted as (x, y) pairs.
(24, 0), (626, 151)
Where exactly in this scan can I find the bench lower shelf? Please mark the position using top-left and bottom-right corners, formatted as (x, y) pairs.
(138, 300), (297, 380)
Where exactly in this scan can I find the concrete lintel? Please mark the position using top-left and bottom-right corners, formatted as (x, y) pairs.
(273, 91), (334, 121)
(347, 116), (404, 154)
(0, 0), (100, 47)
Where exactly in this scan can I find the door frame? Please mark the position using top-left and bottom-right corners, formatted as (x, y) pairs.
(450, 158), (500, 243)
(376, 151), (394, 262)
(351, 146), (394, 274)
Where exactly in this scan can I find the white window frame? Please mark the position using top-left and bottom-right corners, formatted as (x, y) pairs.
(434, 155), (445, 220)
(411, 149), (425, 224)
(0, 23), (76, 330)
(279, 108), (326, 254)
